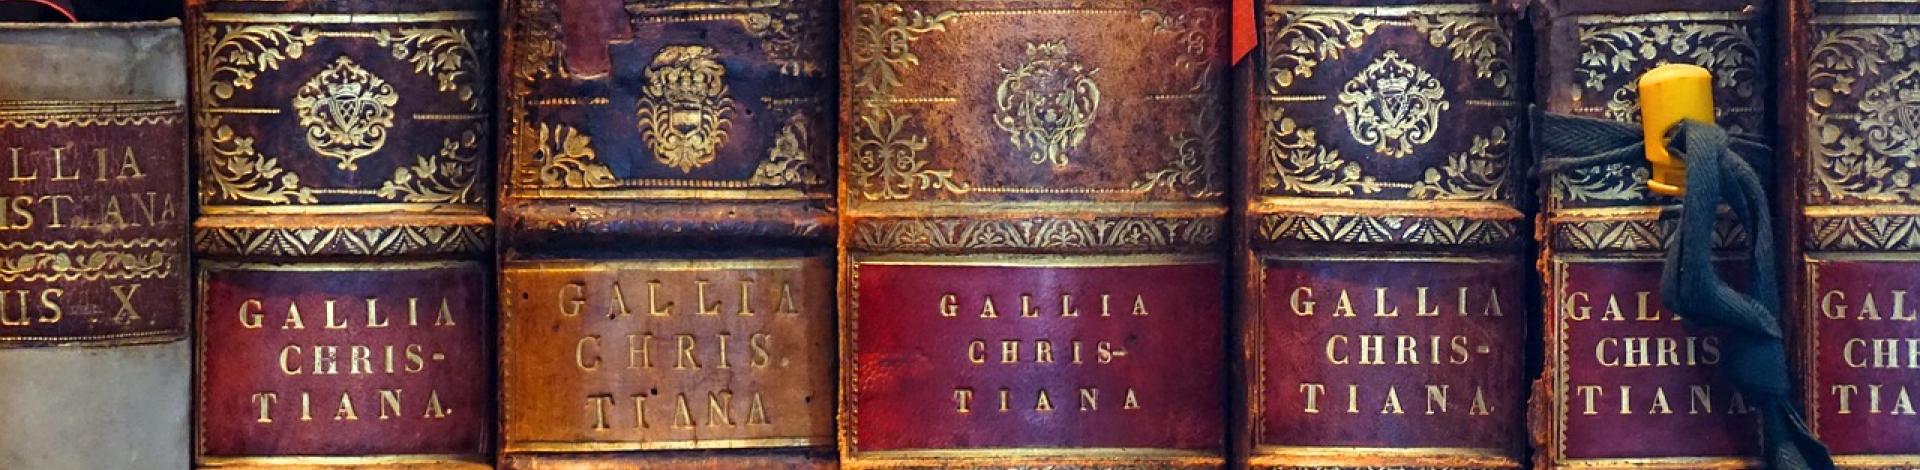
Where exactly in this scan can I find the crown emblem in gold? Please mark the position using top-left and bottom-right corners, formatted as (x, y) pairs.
(1337, 51), (1448, 159)
(636, 45), (735, 173)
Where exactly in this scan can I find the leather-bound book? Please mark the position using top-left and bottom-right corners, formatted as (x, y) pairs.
(187, 0), (494, 467)
(0, 21), (191, 470)
(1782, 1), (1920, 468)
(1235, 1), (1528, 469)
(1528, 1), (1770, 468)
(839, 1), (1228, 469)
(496, 0), (837, 468)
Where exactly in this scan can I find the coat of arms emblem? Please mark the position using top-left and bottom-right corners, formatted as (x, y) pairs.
(1859, 64), (1920, 161)
(636, 45), (735, 173)
(1336, 51), (1448, 159)
(292, 57), (399, 172)
(994, 40), (1101, 167)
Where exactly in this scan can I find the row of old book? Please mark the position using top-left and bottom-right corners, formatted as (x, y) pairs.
(0, 0), (1913, 469)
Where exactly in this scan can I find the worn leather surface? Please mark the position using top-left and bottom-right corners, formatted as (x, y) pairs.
(499, 258), (836, 456)
(1237, 2), (1529, 468)
(839, 1), (1229, 468)
(1528, 1), (1769, 468)
(1781, 1), (1920, 467)
(0, 20), (191, 470)
(849, 262), (1227, 451)
(1255, 260), (1525, 456)
(187, 0), (496, 466)
(196, 261), (491, 458)
(188, 0), (493, 213)
(498, 0), (838, 467)
(498, 0), (835, 251)
(502, 449), (835, 470)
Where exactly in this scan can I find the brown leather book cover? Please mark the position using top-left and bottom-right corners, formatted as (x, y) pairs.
(1235, 1), (1528, 468)
(0, 20), (191, 470)
(187, 0), (495, 467)
(496, 0), (837, 468)
(1782, 1), (1920, 468)
(1527, 1), (1770, 468)
(838, 1), (1229, 469)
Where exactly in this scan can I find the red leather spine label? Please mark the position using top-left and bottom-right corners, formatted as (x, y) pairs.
(1257, 258), (1525, 449)
(196, 261), (490, 457)
(0, 102), (186, 346)
(1548, 258), (1758, 460)
(1804, 258), (1920, 457)
(846, 258), (1226, 452)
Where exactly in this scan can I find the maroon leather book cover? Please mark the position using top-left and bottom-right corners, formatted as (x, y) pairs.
(839, 1), (1230, 468)
(1528, 0), (1770, 468)
(188, 0), (494, 467)
(496, 0), (837, 468)
(1782, 1), (1920, 468)
(1236, 2), (1529, 468)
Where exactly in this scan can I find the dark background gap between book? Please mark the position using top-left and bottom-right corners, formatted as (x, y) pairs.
(0, 0), (181, 22)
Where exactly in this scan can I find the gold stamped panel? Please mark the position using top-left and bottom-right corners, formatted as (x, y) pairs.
(842, 0), (1228, 206)
(1546, 12), (1767, 213)
(1257, 4), (1520, 203)
(1802, 6), (1920, 252)
(1248, 3), (1524, 250)
(192, 9), (492, 213)
(503, 0), (836, 203)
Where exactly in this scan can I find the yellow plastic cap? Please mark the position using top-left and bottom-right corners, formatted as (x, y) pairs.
(1636, 64), (1716, 196)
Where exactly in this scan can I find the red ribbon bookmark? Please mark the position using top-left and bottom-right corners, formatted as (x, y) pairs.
(1231, 0), (1254, 65)
(2, 0), (77, 21)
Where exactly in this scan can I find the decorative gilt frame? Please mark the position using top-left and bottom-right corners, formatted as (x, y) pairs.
(507, 0), (831, 199)
(1806, 15), (1920, 206)
(1258, 4), (1519, 202)
(1550, 12), (1763, 208)
(844, 3), (1226, 202)
(194, 12), (489, 207)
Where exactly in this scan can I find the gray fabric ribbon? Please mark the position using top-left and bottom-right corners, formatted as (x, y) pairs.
(1536, 111), (1834, 470)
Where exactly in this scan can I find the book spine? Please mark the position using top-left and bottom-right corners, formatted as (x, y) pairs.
(1783, 1), (1920, 468)
(838, 2), (1229, 469)
(495, 0), (837, 468)
(188, 0), (495, 467)
(1235, 2), (1528, 469)
(1527, 1), (1770, 468)
(0, 21), (191, 470)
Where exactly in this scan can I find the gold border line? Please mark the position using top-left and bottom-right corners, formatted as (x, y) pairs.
(851, 447), (1220, 460)
(505, 437), (832, 453)
(199, 11), (486, 24)
(197, 454), (488, 466)
(198, 203), (485, 216)
(851, 200), (1226, 218)
(504, 257), (819, 271)
(198, 260), (479, 272)
(1268, 4), (1494, 15)
(854, 253), (1219, 267)
(1253, 198), (1524, 219)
